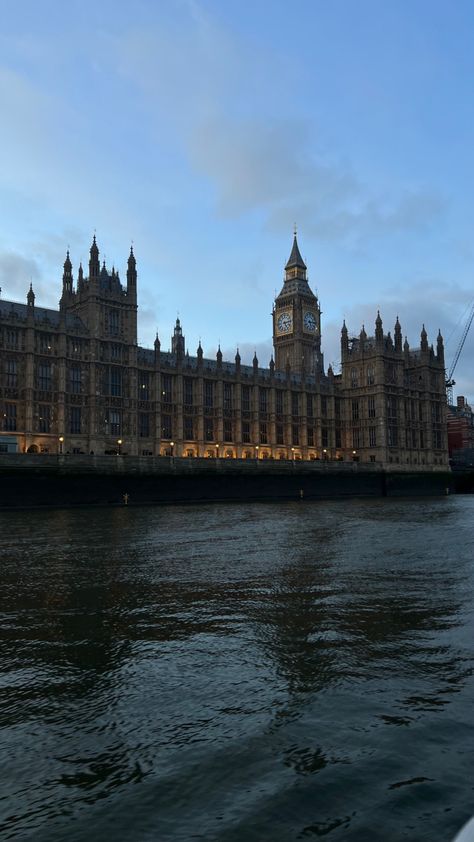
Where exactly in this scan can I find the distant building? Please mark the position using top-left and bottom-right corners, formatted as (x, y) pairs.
(0, 234), (448, 467)
(448, 396), (474, 468)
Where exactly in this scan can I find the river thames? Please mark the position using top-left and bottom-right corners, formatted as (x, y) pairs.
(1, 497), (473, 841)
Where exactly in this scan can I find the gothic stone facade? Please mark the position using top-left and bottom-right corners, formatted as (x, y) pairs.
(0, 235), (448, 468)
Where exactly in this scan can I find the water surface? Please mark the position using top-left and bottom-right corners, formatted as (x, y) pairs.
(1, 497), (473, 841)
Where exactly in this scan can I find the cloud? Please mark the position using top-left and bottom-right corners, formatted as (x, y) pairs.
(107, 10), (448, 251)
(0, 251), (41, 302)
(188, 114), (446, 244)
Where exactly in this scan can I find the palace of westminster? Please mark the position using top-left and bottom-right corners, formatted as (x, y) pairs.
(0, 233), (448, 467)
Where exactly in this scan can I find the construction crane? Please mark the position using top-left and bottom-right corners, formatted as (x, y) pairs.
(446, 298), (474, 405)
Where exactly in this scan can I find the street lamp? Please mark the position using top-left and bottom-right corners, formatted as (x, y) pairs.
(323, 448), (327, 460)
(255, 445), (259, 459)
(170, 440), (174, 457)
(117, 438), (122, 455)
(291, 447), (295, 461)
(58, 436), (64, 455)
(216, 444), (219, 458)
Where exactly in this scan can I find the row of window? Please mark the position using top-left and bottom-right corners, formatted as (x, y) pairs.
(351, 365), (442, 390)
(350, 396), (439, 422)
(1, 363), (444, 428)
(159, 414), (332, 447)
(1, 401), (446, 451)
(349, 426), (444, 450)
(1, 404), (82, 434)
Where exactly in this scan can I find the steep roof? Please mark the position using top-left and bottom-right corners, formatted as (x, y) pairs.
(285, 234), (307, 271)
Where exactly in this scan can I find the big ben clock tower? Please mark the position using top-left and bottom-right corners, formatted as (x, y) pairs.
(273, 233), (322, 374)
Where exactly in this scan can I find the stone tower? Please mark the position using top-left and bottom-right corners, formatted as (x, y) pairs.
(273, 233), (322, 373)
(60, 236), (138, 346)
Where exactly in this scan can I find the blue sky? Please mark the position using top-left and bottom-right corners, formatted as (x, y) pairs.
(1, 0), (474, 397)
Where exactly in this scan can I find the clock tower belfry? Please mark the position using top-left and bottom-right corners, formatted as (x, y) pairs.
(273, 234), (322, 374)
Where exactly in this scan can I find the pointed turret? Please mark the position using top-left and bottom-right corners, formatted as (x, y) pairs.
(285, 233), (306, 271)
(61, 250), (73, 299)
(360, 324), (367, 342)
(375, 311), (383, 345)
(216, 344), (222, 367)
(154, 331), (161, 367)
(341, 320), (349, 358)
(171, 317), (185, 356)
(284, 232), (307, 282)
(89, 235), (100, 280)
(127, 245), (137, 296)
(269, 354), (275, 374)
(394, 316), (402, 352)
(420, 324), (428, 352)
(235, 348), (241, 373)
(27, 283), (35, 307)
(77, 262), (84, 292)
(197, 340), (203, 367)
(253, 350), (258, 371)
(437, 329), (444, 365)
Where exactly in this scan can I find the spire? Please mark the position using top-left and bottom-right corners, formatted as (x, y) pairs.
(235, 347), (241, 371)
(269, 354), (275, 374)
(77, 262), (84, 291)
(341, 320), (349, 357)
(437, 329), (444, 364)
(62, 249), (73, 295)
(172, 317), (185, 356)
(420, 324), (428, 351)
(284, 232), (307, 282)
(253, 350), (258, 370)
(375, 310), (383, 345)
(285, 233), (307, 271)
(154, 331), (161, 366)
(89, 234), (100, 280)
(394, 316), (402, 352)
(197, 340), (203, 365)
(127, 244), (137, 292)
(27, 283), (35, 307)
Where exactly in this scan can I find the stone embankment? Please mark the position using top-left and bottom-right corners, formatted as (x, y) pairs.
(0, 454), (456, 508)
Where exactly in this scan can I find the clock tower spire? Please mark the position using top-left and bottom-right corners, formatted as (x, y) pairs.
(273, 233), (322, 374)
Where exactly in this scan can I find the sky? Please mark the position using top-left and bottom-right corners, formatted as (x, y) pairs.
(1, 0), (474, 398)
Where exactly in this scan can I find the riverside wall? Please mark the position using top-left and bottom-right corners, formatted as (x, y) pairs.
(0, 454), (455, 508)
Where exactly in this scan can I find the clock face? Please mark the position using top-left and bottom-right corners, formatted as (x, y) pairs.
(277, 312), (293, 333)
(304, 311), (317, 332)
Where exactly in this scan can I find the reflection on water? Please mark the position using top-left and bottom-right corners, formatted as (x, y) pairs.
(0, 498), (473, 841)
